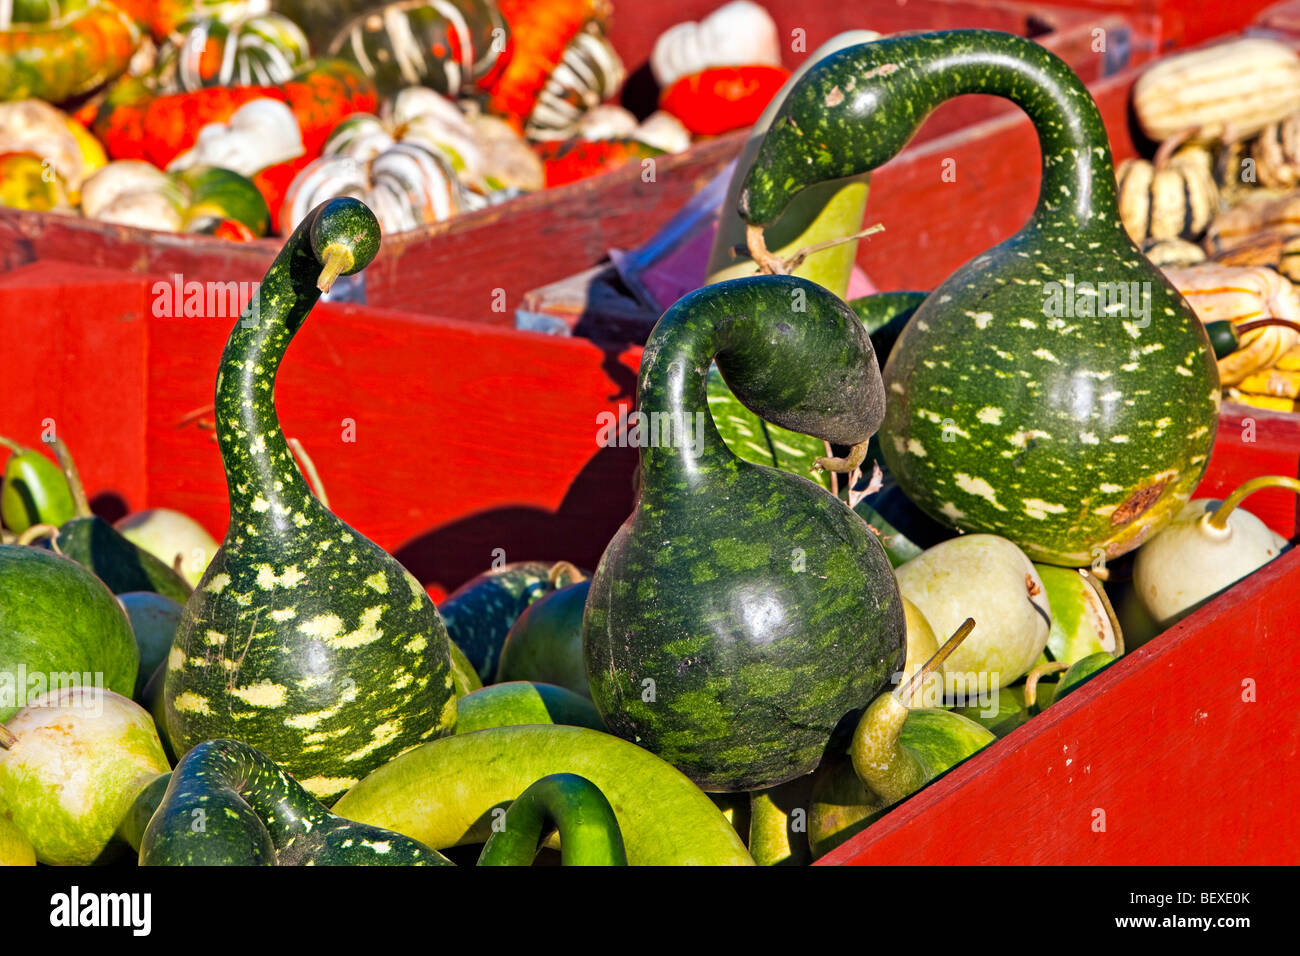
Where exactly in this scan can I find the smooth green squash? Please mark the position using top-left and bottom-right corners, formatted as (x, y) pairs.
(333, 724), (755, 865)
(581, 274), (904, 792)
(164, 198), (455, 805)
(740, 30), (1220, 567)
(476, 773), (626, 867)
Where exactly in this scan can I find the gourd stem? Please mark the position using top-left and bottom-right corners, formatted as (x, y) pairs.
(0, 436), (22, 455)
(746, 222), (885, 276)
(548, 561), (585, 586)
(16, 523), (59, 548)
(1208, 475), (1300, 530)
(896, 618), (974, 706)
(1235, 318), (1300, 338)
(49, 438), (90, 518)
(1024, 661), (1069, 709)
(0, 723), (17, 749)
(815, 437), (871, 475)
(316, 244), (353, 294)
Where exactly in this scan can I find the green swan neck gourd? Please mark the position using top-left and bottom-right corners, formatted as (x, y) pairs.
(141, 739), (449, 865)
(740, 30), (1220, 567)
(477, 773), (627, 866)
(581, 274), (905, 792)
(164, 198), (456, 805)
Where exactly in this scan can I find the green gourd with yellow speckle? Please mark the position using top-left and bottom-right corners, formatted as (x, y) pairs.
(740, 30), (1220, 567)
(163, 198), (456, 805)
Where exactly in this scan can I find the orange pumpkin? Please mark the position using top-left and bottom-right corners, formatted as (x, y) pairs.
(660, 65), (790, 137)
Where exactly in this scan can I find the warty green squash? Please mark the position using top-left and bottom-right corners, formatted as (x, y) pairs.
(739, 30), (1221, 567)
(163, 198), (456, 804)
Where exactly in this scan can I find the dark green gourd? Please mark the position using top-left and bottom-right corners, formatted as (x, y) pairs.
(740, 30), (1221, 567)
(140, 739), (449, 865)
(582, 274), (905, 793)
(164, 198), (456, 804)
(477, 773), (627, 866)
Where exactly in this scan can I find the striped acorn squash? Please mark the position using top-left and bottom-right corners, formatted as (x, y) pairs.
(163, 198), (457, 805)
(740, 31), (1220, 567)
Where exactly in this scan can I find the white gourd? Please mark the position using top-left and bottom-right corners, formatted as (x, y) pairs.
(650, 0), (781, 89)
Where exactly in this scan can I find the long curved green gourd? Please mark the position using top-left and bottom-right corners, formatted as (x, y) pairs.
(581, 274), (904, 792)
(708, 30), (882, 297)
(164, 198), (456, 804)
(332, 724), (755, 865)
(740, 30), (1220, 567)
(140, 739), (450, 865)
(477, 773), (627, 866)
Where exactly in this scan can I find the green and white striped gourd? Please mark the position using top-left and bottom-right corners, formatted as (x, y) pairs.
(327, 0), (508, 98)
(524, 22), (625, 142)
(740, 30), (1221, 567)
(163, 198), (456, 804)
(158, 11), (310, 91)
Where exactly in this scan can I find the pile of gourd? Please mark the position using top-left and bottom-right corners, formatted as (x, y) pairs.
(1119, 35), (1300, 413)
(0, 0), (796, 238)
(4, 28), (1298, 868)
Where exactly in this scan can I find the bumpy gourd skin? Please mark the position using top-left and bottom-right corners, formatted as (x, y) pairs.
(165, 198), (456, 805)
(740, 31), (1220, 566)
(582, 275), (905, 793)
(140, 739), (449, 865)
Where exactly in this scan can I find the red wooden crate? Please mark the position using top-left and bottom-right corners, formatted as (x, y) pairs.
(1032, 0), (1283, 50)
(0, 259), (1296, 865)
(0, 0), (1142, 324)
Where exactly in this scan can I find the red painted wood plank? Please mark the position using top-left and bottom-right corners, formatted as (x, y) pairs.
(819, 544), (1300, 865)
(0, 264), (150, 516)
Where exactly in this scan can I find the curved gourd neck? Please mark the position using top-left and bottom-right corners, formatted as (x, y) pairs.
(912, 36), (1114, 230)
(635, 309), (736, 488)
(214, 221), (324, 533)
(636, 276), (883, 494)
(743, 30), (1120, 234)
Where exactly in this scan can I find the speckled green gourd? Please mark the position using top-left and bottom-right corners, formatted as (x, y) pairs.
(477, 773), (627, 866)
(141, 739), (449, 865)
(740, 30), (1221, 567)
(440, 560), (584, 682)
(582, 274), (905, 792)
(164, 198), (455, 805)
